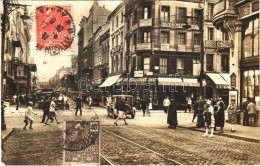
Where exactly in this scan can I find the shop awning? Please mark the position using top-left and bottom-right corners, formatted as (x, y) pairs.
(99, 75), (121, 87)
(128, 77), (147, 84)
(206, 73), (230, 89)
(183, 78), (200, 87)
(219, 73), (230, 84)
(158, 77), (183, 86)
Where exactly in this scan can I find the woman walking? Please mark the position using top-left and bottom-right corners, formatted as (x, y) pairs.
(45, 97), (60, 125)
(167, 99), (177, 129)
(216, 101), (225, 133)
(23, 102), (37, 130)
(227, 100), (238, 132)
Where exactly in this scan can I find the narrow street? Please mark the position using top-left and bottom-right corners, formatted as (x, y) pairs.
(2, 101), (260, 165)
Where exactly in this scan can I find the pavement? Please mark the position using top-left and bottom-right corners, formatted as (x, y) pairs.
(2, 103), (260, 144)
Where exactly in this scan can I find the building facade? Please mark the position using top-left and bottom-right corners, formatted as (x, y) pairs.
(212, 0), (259, 125)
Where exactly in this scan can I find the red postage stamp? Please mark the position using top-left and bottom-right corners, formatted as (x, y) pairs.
(36, 6), (75, 54)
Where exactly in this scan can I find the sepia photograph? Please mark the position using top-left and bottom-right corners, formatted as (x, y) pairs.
(1, 0), (260, 165)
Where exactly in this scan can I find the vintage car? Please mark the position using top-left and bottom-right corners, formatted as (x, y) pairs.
(36, 89), (54, 108)
(107, 95), (136, 119)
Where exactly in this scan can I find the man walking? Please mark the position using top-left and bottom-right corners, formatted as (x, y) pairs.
(140, 98), (148, 117)
(196, 96), (205, 128)
(185, 97), (192, 113)
(242, 97), (250, 126)
(114, 97), (128, 125)
(75, 95), (83, 116)
(45, 97), (60, 125)
(41, 97), (50, 123)
(247, 99), (256, 127)
(16, 94), (19, 110)
(192, 97), (199, 122)
(87, 96), (93, 109)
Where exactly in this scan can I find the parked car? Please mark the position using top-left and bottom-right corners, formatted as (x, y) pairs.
(107, 95), (136, 119)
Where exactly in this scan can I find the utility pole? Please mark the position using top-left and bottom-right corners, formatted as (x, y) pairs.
(199, 9), (205, 98)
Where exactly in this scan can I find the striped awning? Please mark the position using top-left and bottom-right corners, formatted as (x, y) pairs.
(158, 77), (183, 86)
(99, 75), (121, 87)
(207, 73), (230, 89)
(183, 78), (200, 87)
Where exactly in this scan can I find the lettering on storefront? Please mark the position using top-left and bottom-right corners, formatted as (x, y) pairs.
(134, 71), (144, 78)
(231, 73), (236, 88)
(161, 22), (199, 30)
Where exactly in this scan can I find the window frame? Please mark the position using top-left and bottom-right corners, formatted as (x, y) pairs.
(206, 54), (214, 71)
(143, 57), (150, 75)
(159, 57), (168, 75)
(178, 32), (186, 45)
(177, 7), (187, 23)
(208, 28), (214, 40)
(194, 33), (201, 45)
(161, 6), (170, 22)
(143, 31), (151, 43)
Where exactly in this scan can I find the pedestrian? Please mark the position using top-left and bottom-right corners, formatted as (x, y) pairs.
(196, 96), (205, 128)
(203, 100), (215, 137)
(192, 97), (199, 122)
(114, 97), (128, 125)
(212, 99), (218, 131)
(16, 94), (19, 110)
(247, 99), (256, 127)
(163, 96), (170, 114)
(167, 99), (177, 129)
(87, 96), (93, 109)
(45, 97), (60, 125)
(227, 100), (238, 132)
(242, 97), (250, 126)
(147, 98), (152, 117)
(23, 102), (37, 130)
(140, 98), (148, 117)
(216, 101), (225, 133)
(75, 95), (83, 115)
(185, 97), (192, 113)
(153, 99), (158, 110)
(61, 95), (65, 110)
(41, 97), (51, 123)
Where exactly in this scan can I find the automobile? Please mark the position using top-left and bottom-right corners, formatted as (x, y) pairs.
(36, 89), (54, 108)
(107, 95), (136, 119)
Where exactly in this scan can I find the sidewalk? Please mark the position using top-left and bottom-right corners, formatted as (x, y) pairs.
(137, 109), (260, 142)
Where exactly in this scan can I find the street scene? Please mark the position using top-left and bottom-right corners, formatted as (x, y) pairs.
(1, 0), (260, 165)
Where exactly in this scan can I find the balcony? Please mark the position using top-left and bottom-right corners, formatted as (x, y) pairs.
(205, 40), (217, 48)
(217, 40), (232, 49)
(212, 0), (237, 30)
(139, 18), (152, 27)
(160, 43), (170, 51)
(136, 43), (151, 51)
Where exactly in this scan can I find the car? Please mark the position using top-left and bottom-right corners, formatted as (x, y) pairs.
(36, 89), (54, 108)
(107, 95), (136, 119)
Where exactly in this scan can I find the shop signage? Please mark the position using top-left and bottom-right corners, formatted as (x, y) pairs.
(161, 22), (199, 30)
(134, 71), (144, 78)
(146, 72), (153, 76)
(231, 73), (236, 87)
(136, 43), (151, 50)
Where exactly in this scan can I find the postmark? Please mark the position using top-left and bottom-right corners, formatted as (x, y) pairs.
(36, 6), (75, 55)
(62, 121), (100, 164)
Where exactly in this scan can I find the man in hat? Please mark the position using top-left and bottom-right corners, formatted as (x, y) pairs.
(75, 95), (83, 115)
(45, 97), (60, 125)
(114, 97), (128, 125)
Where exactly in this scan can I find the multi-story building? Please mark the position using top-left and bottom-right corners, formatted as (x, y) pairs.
(78, 2), (111, 81)
(212, 0), (259, 125)
(119, 0), (231, 107)
(2, 0), (36, 99)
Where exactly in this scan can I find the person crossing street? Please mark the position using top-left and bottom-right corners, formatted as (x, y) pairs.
(45, 97), (60, 125)
(75, 95), (83, 115)
(114, 97), (128, 126)
(23, 102), (37, 130)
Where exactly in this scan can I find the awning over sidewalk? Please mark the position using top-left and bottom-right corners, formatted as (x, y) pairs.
(158, 77), (182, 86)
(206, 73), (230, 89)
(99, 75), (121, 87)
(183, 78), (200, 87)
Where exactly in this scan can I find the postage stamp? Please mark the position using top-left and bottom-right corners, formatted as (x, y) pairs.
(36, 6), (75, 54)
(63, 121), (100, 165)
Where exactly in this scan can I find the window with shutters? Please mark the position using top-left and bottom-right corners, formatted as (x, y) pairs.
(161, 31), (169, 43)
(143, 31), (151, 43)
(143, 57), (150, 75)
(159, 58), (167, 75)
(194, 34), (201, 45)
(178, 33), (186, 45)
(177, 7), (187, 23)
(161, 6), (170, 22)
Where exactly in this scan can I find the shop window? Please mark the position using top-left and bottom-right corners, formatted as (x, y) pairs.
(161, 31), (169, 43)
(143, 31), (151, 43)
(159, 58), (167, 75)
(143, 57), (150, 75)
(194, 34), (201, 45)
(243, 17), (259, 58)
(161, 6), (170, 22)
(177, 58), (185, 75)
(178, 33), (186, 45)
(206, 54), (213, 71)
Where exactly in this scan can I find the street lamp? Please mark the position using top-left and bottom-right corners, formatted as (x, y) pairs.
(182, 9), (205, 98)
(1, 1), (31, 130)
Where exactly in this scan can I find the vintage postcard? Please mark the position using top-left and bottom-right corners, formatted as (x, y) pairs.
(1, 0), (260, 165)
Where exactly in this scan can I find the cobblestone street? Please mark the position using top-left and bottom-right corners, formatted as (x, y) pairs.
(2, 105), (260, 165)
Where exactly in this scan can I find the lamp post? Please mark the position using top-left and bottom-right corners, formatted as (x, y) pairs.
(1, 0), (31, 130)
(182, 9), (205, 98)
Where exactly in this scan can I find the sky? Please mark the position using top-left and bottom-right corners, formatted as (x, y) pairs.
(20, 0), (122, 82)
